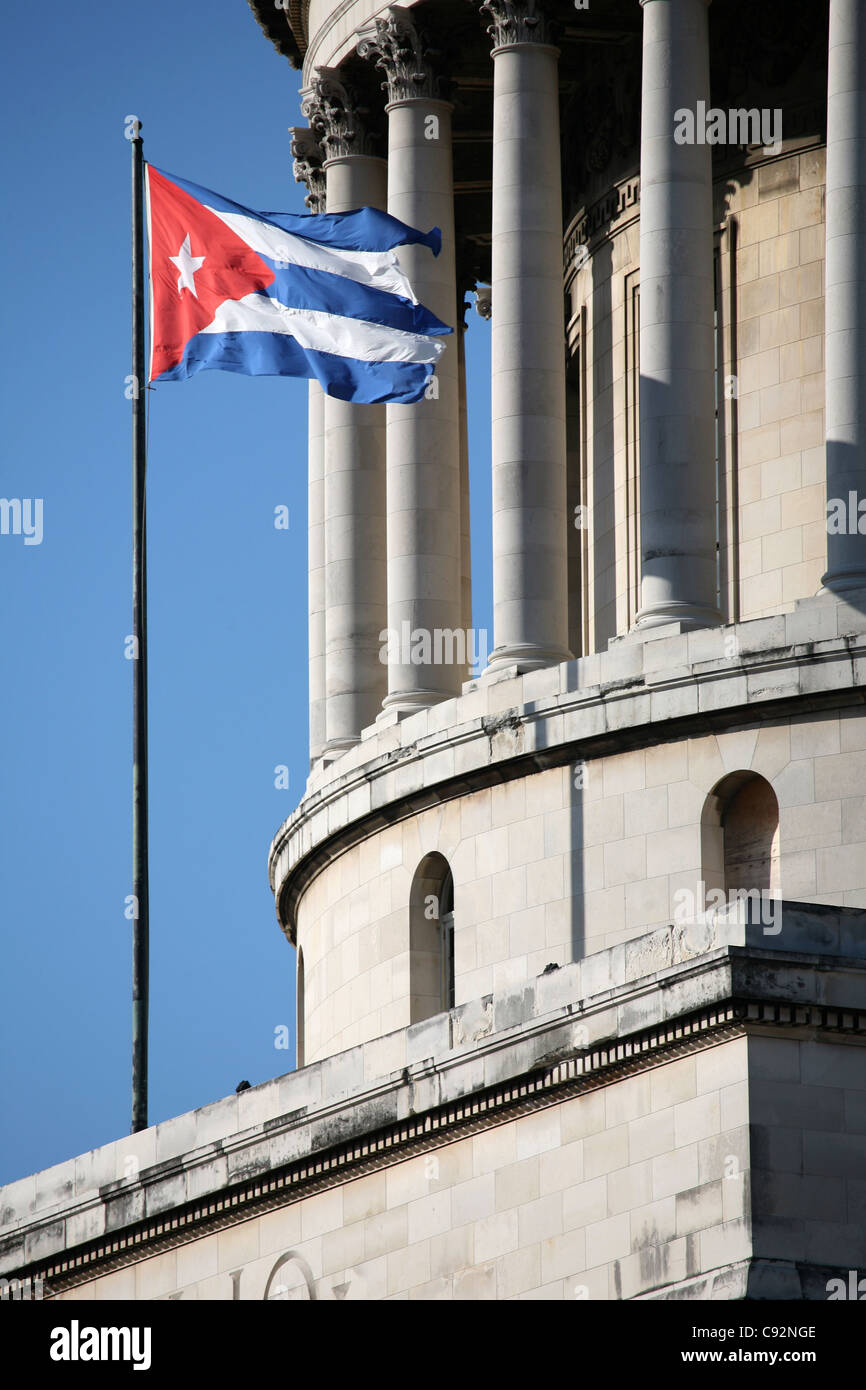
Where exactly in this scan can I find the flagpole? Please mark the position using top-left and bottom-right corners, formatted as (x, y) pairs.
(130, 121), (150, 1134)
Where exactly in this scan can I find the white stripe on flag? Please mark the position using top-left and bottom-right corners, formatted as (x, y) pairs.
(206, 207), (422, 305)
(199, 293), (446, 364)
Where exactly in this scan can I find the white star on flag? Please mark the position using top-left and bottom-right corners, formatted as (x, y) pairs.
(169, 234), (206, 297)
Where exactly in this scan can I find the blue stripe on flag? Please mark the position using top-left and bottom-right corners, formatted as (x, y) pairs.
(156, 330), (434, 404)
(264, 262), (451, 337)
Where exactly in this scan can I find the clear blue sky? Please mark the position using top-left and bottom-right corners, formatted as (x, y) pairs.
(0, 0), (492, 1184)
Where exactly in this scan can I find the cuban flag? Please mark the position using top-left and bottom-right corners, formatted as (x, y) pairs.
(145, 166), (452, 404)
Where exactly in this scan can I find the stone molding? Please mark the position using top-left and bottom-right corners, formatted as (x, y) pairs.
(304, 0), (379, 83)
(563, 172), (640, 278)
(356, 6), (447, 105)
(3, 901), (864, 1292)
(4, 1015), (746, 1295)
(248, 0), (304, 69)
(300, 68), (378, 160)
(289, 126), (327, 213)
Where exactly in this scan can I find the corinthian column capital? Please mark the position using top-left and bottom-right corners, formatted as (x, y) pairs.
(478, 0), (553, 50)
(356, 7), (448, 106)
(289, 127), (326, 213)
(300, 69), (378, 160)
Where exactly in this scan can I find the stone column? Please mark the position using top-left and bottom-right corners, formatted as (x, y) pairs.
(290, 129), (328, 764)
(454, 262), (475, 678)
(635, 0), (720, 631)
(823, 0), (866, 594)
(358, 9), (463, 713)
(479, 0), (571, 673)
(306, 382), (326, 763)
(303, 74), (389, 752)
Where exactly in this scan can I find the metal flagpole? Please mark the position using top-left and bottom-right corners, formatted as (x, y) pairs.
(130, 120), (150, 1134)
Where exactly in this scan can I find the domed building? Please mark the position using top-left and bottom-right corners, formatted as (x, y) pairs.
(1, 0), (864, 1303)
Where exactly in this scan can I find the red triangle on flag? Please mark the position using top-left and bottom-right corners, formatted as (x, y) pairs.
(147, 167), (274, 380)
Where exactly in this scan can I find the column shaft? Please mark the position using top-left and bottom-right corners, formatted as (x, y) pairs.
(487, 34), (571, 671)
(308, 381), (326, 763)
(383, 98), (463, 710)
(636, 0), (720, 631)
(292, 124), (328, 764)
(823, 0), (866, 592)
(323, 156), (389, 751)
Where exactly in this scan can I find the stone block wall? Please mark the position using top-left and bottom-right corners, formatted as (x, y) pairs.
(298, 704), (866, 1063)
(717, 148), (827, 620)
(749, 1034), (866, 1275)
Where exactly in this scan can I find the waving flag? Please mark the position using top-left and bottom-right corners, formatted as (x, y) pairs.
(145, 166), (452, 404)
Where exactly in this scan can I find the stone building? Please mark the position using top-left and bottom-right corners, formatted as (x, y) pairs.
(1, 0), (865, 1301)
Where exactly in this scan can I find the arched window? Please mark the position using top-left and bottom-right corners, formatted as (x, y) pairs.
(702, 772), (781, 899)
(409, 853), (455, 1022)
(296, 947), (305, 1070)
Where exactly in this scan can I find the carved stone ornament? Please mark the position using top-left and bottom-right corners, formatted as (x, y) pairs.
(474, 286), (492, 320)
(356, 7), (446, 105)
(289, 126), (326, 213)
(478, 0), (551, 49)
(300, 69), (377, 160)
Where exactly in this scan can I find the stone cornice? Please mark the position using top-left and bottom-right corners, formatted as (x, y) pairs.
(269, 600), (866, 941)
(3, 905), (865, 1292)
(247, 0), (303, 69)
(4, 1012), (746, 1295)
